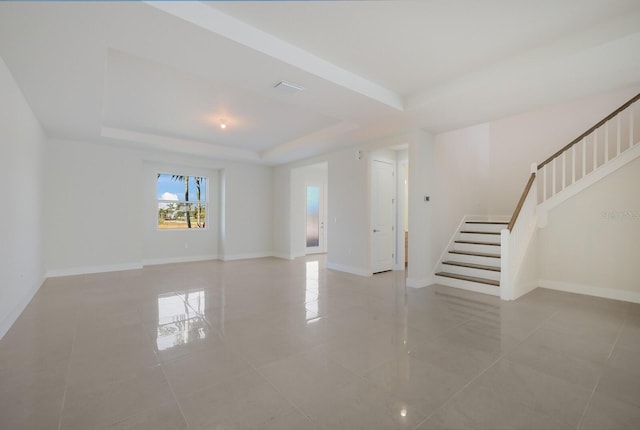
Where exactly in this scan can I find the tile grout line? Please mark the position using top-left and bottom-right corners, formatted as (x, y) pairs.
(413, 305), (561, 429)
(407, 294), (506, 429)
(252, 361), (320, 428)
(575, 307), (628, 430)
(139, 294), (194, 430)
(57, 310), (79, 430)
(575, 377), (600, 430)
(157, 359), (193, 430)
(214, 310), (322, 428)
(606, 305), (628, 361)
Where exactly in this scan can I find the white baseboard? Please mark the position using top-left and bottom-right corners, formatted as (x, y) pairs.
(326, 262), (371, 277)
(406, 276), (433, 288)
(539, 279), (640, 304)
(46, 262), (143, 278)
(0, 276), (45, 340)
(504, 280), (539, 301)
(142, 254), (219, 266)
(271, 252), (295, 260)
(221, 251), (273, 262)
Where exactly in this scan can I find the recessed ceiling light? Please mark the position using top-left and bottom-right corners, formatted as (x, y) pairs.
(273, 80), (304, 94)
(219, 119), (227, 129)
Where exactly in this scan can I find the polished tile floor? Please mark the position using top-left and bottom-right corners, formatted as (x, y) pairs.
(1, 255), (639, 429)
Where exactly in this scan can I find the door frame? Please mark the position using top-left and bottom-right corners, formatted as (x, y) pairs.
(395, 160), (408, 270)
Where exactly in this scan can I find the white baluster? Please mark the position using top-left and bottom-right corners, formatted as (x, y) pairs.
(562, 151), (566, 190)
(593, 128), (598, 171)
(617, 114), (621, 156)
(543, 164), (547, 201)
(572, 144), (576, 185)
(605, 122), (609, 163)
(552, 157), (556, 196)
(582, 138), (586, 178)
(631, 106), (635, 147)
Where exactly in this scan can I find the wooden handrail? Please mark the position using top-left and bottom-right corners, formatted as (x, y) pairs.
(507, 172), (536, 231)
(538, 92), (640, 169)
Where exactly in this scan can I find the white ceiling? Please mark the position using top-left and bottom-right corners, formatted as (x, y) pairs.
(1, 1), (640, 165)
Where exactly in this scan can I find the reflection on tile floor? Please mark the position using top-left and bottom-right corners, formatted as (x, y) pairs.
(1, 255), (639, 429)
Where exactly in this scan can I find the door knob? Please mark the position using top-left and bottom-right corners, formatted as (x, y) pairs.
(373, 229), (380, 232)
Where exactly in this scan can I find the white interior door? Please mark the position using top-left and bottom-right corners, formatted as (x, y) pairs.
(371, 160), (395, 273)
(305, 184), (325, 254)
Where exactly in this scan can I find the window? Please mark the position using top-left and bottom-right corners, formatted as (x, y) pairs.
(157, 173), (207, 229)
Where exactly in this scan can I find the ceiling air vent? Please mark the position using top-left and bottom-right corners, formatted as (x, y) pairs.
(273, 80), (304, 94)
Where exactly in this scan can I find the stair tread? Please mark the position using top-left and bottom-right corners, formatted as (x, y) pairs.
(449, 250), (501, 258)
(465, 221), (509, 225)
(435, 272), (500, 286)
(442, 261), (501, 272)
(455, 240), (501, 246)
(460, 230), (500, 235)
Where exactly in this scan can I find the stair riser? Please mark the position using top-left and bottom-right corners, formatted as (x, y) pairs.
(454, 243), (501, 254)
(440, 264), (501, 281)
(448, 253), (500, 266)
(459, 232), (501, 242)
(434, 275), (500, 296)
(463, 223), (507, 233)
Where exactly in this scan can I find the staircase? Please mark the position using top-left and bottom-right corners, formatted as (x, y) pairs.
(433, 91), (640, 300)
(434, 220), (507, 296)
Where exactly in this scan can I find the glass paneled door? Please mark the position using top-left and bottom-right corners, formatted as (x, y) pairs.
(306, 184), (325, 254)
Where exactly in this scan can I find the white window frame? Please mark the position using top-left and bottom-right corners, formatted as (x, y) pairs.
(156, 173), (208, 231)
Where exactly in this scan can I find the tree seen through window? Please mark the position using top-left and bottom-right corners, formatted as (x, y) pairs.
(157, 174), (207, 229)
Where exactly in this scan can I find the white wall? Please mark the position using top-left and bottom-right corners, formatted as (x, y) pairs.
(45, 139), (143, 275)
(327, 147), (371, 275)
(0, 56), (46, 338)
(271, 166), (291, 259)
(407, 130), (436, 287)
(431, 124), (491, 271)
(220, 164), (273, 260)
(289, 167), (305, 259)
(397, 149), (408, 268)
(538, 156), (640, 302)
(44, 138), (272, 273)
